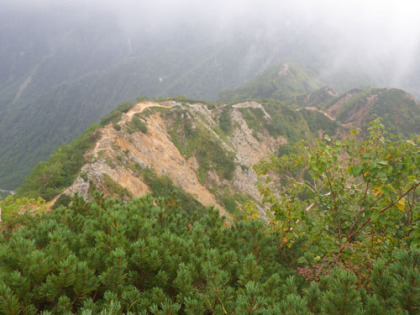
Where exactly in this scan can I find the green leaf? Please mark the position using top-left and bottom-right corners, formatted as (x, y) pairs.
(297, 256), (307, 264)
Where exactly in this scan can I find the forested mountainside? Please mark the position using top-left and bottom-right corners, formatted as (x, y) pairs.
(2, 2), (420, 191)
(0, 7), (281, 190)
(219, 62), (323, 102)
(220, 64), (420, 138)
(322, 88), (420, 137)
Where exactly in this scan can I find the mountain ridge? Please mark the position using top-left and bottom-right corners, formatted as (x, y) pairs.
(219, 61), (323, 102)
(17, 97), (347, 218)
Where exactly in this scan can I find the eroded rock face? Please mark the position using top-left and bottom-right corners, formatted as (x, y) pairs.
(229, 108), (286, 167)
(232, 166), (259, 200)
(57, 101), (290, 217)
(65, 176), (90, 200)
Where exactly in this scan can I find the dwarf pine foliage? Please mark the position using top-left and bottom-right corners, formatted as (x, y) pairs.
(0, 192), (418, 314)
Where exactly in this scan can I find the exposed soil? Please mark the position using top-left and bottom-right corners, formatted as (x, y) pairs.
(57, 101), (285, 217)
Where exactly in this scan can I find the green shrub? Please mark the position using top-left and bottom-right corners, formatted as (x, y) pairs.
(239, 107), (265, 134)
(99, 102), (134, 127)
(16, 124), (100, 201)
(102, 174), (132, 200)
(140, 167), (206, 217)
(52, 194), (72, 210)
(112, 122), (121, 131)
(219, 106), (233, 134)
(127, 116), (147, 134)
(80, 172), (89, 182)
(1, 193), (418, 313)
(166, 110), (235, 183)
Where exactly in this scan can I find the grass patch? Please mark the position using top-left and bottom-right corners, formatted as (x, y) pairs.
(102, 174), (132, 200)
(165, 108), (235, 183)
(239, 107), (265, 134)
(335, 89), (372, 121)
(219, 191), (254, 220)
(140, 167), (207, 217)
(99, 102), (134, 127)
(219, 106), (233, 134)
(142, 106), (171, 118)
(126, 114), (147, 134)
(261, 99), (316, 143)
(299, 110), (339, 136)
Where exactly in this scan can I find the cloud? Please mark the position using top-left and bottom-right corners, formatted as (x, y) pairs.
(3, 0), (420, 89)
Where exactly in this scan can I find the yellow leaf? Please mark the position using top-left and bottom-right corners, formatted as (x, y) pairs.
(373, 187), (382, 196)
(397, 198), (405, 211)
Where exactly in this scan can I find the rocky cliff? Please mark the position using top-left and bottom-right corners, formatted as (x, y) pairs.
(50, 99), (338, 218)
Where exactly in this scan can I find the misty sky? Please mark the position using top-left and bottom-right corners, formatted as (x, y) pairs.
(6, 0), (420, 35)
(3, 0), (420, 88)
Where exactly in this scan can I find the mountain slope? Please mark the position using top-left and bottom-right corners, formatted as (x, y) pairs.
(217, 61), (420, 139)
(17, 99), (341, 218)
(322, 88), (420, 137)
(0, 10), (278, 190)
(14, 84), (420, 218)
(219, 62), (323, 102)
(3, 4), (420, 191)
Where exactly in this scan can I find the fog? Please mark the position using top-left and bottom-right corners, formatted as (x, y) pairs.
(1, 0), (420, 190)
(3, 0), (420, 91)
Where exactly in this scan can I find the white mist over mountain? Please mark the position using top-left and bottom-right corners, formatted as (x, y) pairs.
(1, 0), (419, 191)
(4, 0), (420, 92)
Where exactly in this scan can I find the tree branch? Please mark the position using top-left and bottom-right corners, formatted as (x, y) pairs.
(347, 183), (419, 241)
(325, 171), (341, 248)
(347, 181), (370, 237)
